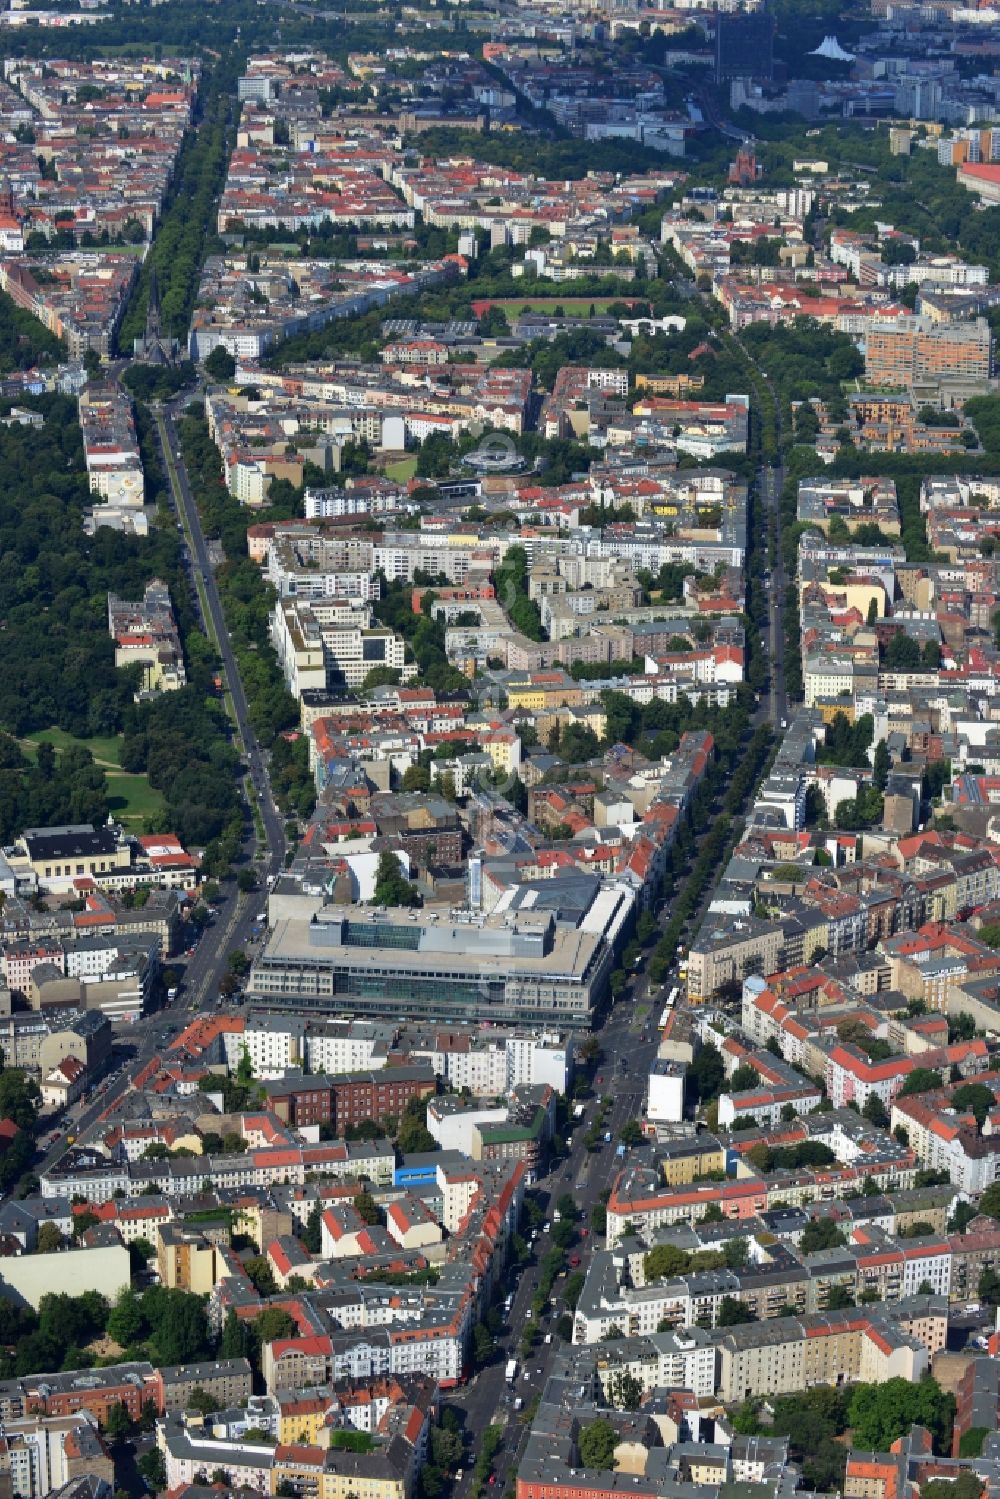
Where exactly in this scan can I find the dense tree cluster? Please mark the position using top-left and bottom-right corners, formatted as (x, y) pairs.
(686, 1041), (725, 1105)
(816, 712), (874, 768)
(0, 396), (176, 743)
(733, 1385), (851, 1491)
(268, 734), (316, 819)
(799, 1218), (848, 1255)
(747, 1140), (836, 1174)
(951, 1082), (996, 1131)
(0, 1292), (107, 1379)
(740, 318), (863, 407)
(965, 396), (1000, 456)
(493, 326), (624, 390)
(219, 1305), (295, 1372)
(120, 685), (241, 850)
(848, 1377), (954, 1455)
(372, 850), (420, 908)
(0, 1069), (40, 1195)
(882, 632), (941, 671)
(118, 59), (238, 348)
(0, 394), (239, 843)
(0, 288), (65, 371)
(121, 363), (196, 403)
(0, 1281), (211, 1380)
(897, 1067), (943, 1098)
(717, 1295), (756, 1326)
(204, 346), (237, 382)
(176, 411), (313, 827)
(493, 545), (545, 641)
(271, 269), (643, 369)
(644, 1238), (747, 1281)
(0, 735), (108, 845)
(577, 1419), (618, 1470)
(833, 787), (884, 831)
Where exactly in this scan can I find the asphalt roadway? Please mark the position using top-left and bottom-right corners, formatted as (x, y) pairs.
(449, 994), (663, 1495)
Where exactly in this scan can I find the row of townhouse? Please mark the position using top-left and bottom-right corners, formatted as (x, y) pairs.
(2, 58), (196, 249)
(572, 1217), (972, 1342)
(715, 1296), (946, 1404)
(739, 965), (963, 1072)
(688, 848), (1000, 1006)
(605, 1145), (920, 1243)
(514, 1302), (944, 1490)
(219, 1012), (573, 1097)
(0, 1358), (251, 1426)
(79, 380), (143, 510)
(0, 252), (139, 359)
(190, 253), (457, 361)
(39, 1135), (398, 1202)
(263, 1310), (469, 1392)
(716, 1049), (823, 1127)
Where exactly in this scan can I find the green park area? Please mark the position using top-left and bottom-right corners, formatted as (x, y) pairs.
(21, 728), (166, 831)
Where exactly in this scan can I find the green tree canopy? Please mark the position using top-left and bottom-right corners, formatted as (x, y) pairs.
(717, 1295), (755, 1326)
(800, 1218), (847, 1255)
(644, 1244), (691, 1281)
(578, 1419), (618, 1470)
(951, 1082), (995, 1132)
(687, 1042), (725, 1104)
(898, 1068), (943, 1098)
(204, 345), (236, 381)
(372, 850), (420, 908)
(847, 1376), (955, 1455)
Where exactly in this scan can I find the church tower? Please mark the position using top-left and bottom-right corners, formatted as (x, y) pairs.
(133, 264), (178, 366)
(145, 266), (162, 343)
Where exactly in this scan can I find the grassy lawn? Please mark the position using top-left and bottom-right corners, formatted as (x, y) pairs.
(106, 772), (166, 827)
(20, 728), (165, 829)
(23, 728), (123, 767)
(385, 455), (418, 482)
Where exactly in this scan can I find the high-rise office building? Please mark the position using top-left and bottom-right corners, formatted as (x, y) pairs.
(715, 5), (775, 82)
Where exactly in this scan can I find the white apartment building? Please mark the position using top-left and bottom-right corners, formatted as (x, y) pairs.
(305, 1028), (387, 1076)
(5, 1413), (103, 1498)
(427, 1099), (507, 1156)
(84, 450), (145, 507)
(804, 655), (857, 707)
(227, 1017), (570, 1096)
(163, 1429), (273, 1494)
(264, 535), (380, 602)
(271, 599), (327, 698)
(373, 535), (505, 584)
(271, 598), (412, 697)
(900, 1242), (951, 1299)
(229, 1017), (397, 1079)
(228, 1019), (304, 1077)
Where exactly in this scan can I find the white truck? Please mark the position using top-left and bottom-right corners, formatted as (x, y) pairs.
(505, 1359), (518, 1385)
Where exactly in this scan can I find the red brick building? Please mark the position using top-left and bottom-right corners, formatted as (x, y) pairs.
(262, 1066), (436, 1131)
(331, 1065), (437, 1133)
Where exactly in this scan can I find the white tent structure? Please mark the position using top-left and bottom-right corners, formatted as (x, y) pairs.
(811, 35), (855, 60)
